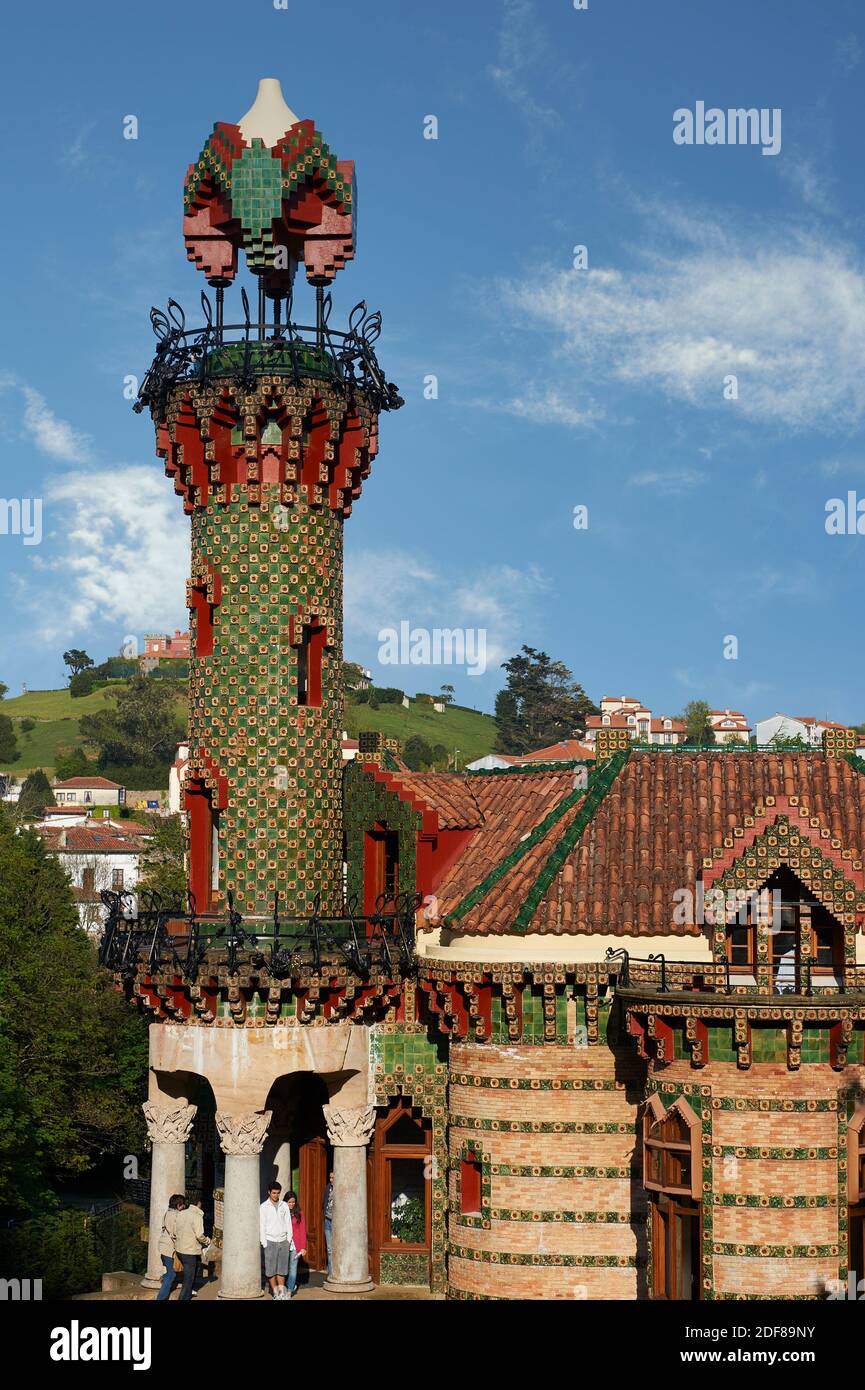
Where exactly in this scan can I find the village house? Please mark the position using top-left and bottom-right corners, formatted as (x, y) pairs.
(584, 695), (686, 748)
(52, 775), (126, 808)
(708, 708), (752, 744)
(39, 819), (150, 932)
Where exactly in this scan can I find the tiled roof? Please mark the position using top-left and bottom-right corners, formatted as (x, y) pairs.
(53, 776), (123, 790)
(426, 770), (581, 914)
(433, 750), (865, 937)
(383, 772), (484, 829)
(507, 739), (594, 764)
(39, 826), (147, 854)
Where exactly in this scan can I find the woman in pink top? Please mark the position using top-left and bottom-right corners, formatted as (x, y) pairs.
(286, 1192), (307, 1296)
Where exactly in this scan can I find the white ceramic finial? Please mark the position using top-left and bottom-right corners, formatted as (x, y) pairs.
(238, 77), (299, 147)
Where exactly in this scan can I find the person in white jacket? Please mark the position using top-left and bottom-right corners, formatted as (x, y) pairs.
(260, 1182), (295, 1300)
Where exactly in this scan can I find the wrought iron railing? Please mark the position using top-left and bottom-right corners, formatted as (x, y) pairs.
(98, 887), (419, 983)
(605, 947), (865, 997)
(134, 285), (404, 417)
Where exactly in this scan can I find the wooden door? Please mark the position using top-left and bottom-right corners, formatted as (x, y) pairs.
(299, 1137), (329, 1271)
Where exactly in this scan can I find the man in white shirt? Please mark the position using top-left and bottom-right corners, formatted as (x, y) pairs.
(260, 1182), (294, 1300)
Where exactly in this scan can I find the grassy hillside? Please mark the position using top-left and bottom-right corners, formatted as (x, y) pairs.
(343, 698), (497, 767)
(0, 684), (187, 777)
(1, 683), (495, 777)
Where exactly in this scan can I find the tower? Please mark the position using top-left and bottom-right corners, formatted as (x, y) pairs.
(137, 78), (402, 920)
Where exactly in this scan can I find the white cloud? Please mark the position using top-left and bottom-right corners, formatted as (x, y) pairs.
(345, 547), (549, 677)
(629, 468), (706, 495)
(477, 386), (603, 430)
(836, 33), (861, 74)
(21, 387), (93, 463)
(493, 215), (865, 431)
(29, 465), (188, 641)
(488, 0), (560, 127)
(0, 376), (92, 463)
(778, 151), (834, 215)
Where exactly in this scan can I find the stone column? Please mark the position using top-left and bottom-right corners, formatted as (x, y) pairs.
(141, 1101), (197, 1289)
(322, 1104), (376, 1293)
(215, 1111), (272, 1300)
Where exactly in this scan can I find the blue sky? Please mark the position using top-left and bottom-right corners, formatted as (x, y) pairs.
(2, 0), (865, 726)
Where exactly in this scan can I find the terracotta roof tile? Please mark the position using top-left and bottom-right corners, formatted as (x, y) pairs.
(440, 751), (865, 937)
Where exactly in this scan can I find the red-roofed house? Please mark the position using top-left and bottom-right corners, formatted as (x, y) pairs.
(38, 819), (151, 931)
(708, 708), (752, 744)
(52, 776), (126, 808)
(584, 695), (685, 747)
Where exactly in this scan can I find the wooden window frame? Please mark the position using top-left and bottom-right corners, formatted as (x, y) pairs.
(371, 1101), (432, 1258)
(652, 1192), (702, 1302)
(847, 1107), (865, 1204)
(460, 1151), (483, 1216)
(643, 1095), (701, 1202)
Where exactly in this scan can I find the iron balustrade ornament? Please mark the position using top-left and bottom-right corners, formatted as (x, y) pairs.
(134, 286), (404, 417)
(97, 884), (420, 987)
(603, 946), (630, 987)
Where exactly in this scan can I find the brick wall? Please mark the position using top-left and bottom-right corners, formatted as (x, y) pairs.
(447, 1041), (646, 1299)
(650, 1058), (865, 1299)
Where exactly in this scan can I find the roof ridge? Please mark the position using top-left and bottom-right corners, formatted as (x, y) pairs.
(446, 772), (590, 925)
(465, 759), (593, 778)
(511, 747), (631, 935)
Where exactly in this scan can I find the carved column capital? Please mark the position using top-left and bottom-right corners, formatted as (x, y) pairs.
(323, 1103), (376, 1148)
(215, 1110), (272, 1156)
(142, 1100), (197, 1145)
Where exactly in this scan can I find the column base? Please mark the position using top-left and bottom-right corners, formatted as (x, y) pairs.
(140, 1275), (162, 1291)
(217, 1288), (267, 1300)
(322, 1276), (375, 1294)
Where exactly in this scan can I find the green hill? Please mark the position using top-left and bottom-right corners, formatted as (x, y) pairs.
(343, 698), (497, 768)
(0, 684), (187, 777)
(1, 684), (496, 777)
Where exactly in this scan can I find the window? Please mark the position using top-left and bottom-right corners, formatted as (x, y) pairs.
(644, 1098), (701, 1301)
(644, 1107), (695, 1197)
(365, 826), (399, 913)
(82, 867), (95, 891)
(460, 1153), (482, 1216)
(652, 1194), (701, 1301)
(371, 1101), (432, 1279)
(185, 778), (219, 911)
(84, 791), (92, 804)
(722, 867), (844, 988)
(849, 1109), (865, 1287)
(296, 622), (326, 708)
(112, 869), (124, 889)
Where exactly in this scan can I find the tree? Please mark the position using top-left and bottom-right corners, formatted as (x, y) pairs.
(439, 684), (455, 706)
(79, 676), (184, 771)
(0, 714), (19, 764)
(55, 747), (94, 782)
(69, 670), (97, 699)
(16, 768), (55, 820)
(63, 650), (94, 680)
(768, 732), (809, 750)
(0, 681), (8, 700)
(342, 661), (366, 693)
(404, 735), (434, 771)
(494, 647), (598, 755)
(0, 805), (148, 1214)
(680, 701), (716, 747)
(137, 814), (186, 906)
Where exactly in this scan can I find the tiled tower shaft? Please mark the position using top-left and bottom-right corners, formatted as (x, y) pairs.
(156, 376), (378, 919)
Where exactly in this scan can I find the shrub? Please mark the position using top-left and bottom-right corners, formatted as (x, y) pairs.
(69, 671), (97, 698)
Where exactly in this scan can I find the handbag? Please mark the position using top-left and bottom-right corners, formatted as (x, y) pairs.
(172, 1252), (183, 1274)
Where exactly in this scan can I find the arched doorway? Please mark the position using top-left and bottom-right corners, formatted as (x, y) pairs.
(263, 1073), (333, 1277)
